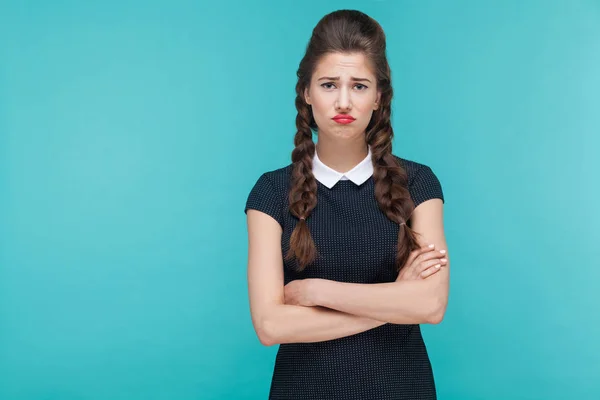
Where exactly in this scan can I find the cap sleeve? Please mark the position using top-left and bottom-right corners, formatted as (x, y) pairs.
(244, 173), (285, 228)
(409, 165), (445, 208)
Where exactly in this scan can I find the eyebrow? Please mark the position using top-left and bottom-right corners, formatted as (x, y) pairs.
(317, 76), (372, 83)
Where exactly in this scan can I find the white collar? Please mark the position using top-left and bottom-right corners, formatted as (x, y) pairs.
(312, 145), (374, 188)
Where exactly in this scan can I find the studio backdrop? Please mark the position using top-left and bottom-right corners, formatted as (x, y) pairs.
(1, 1), (599, 399)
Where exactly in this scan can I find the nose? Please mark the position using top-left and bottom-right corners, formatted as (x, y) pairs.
(335, 86), (352, 111)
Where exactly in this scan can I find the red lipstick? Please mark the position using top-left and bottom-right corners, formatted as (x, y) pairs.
(332, 114), (356, 124)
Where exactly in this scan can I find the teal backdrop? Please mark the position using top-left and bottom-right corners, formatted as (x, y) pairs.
(1, 1), (599, 399)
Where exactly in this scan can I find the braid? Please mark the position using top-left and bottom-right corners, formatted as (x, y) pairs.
(368, 106), (422, 271)
(286, 9), (420, 272)
(285, 94), (319, 271)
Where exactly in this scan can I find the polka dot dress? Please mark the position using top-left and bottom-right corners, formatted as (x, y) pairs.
(244, 155), (445, 400)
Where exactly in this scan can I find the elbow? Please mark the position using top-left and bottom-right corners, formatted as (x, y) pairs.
(427, 296), (448, 325)
(257, 329), (275, 347)
(258, 333), (276, 347)
(428, 310), (445, 325)
(256, 317), (278, 347)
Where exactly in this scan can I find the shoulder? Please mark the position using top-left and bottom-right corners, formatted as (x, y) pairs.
(257, 163), (294, 191)
(392, 154), (445, 207)
(244, 164), (293, 228)
(391, 154), (431, 186)
(392, 155), (421, 185)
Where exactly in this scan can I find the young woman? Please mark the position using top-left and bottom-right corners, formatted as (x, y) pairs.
(244, 9), (449, 400)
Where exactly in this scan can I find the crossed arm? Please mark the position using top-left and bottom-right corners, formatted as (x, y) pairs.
(246, 198), (449, 346)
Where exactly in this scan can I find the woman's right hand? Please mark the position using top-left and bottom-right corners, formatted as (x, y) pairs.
(396, 244), (447, 281)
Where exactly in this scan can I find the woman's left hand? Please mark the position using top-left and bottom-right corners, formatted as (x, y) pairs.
(284, 279), (319, 307)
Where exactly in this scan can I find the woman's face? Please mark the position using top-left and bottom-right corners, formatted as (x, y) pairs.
(304, 52), (381, 141)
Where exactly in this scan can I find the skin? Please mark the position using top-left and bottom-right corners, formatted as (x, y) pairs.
(304, 52), (381, 173)
(245, 51), (449, 346)
(283, 52), (449, 320)
(283, 199), (450, 325)
(284, 244), (448, 307)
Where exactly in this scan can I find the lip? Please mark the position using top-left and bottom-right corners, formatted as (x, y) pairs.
(332, 115), (356, 124)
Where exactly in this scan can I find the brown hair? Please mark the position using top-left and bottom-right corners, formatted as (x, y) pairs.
(286, 9), (422, 272)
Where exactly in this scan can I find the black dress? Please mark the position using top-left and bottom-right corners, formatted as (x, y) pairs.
(244, 155), (445, 400)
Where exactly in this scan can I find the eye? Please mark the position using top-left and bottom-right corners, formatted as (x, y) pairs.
(320, 83), (369, 90)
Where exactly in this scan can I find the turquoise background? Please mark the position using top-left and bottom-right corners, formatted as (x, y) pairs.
(1, 0), (599, 399)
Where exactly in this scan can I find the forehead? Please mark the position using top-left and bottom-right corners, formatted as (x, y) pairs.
(313, 52), (375, 78)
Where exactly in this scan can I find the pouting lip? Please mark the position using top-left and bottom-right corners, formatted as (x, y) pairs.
(332, 115), (356, 120)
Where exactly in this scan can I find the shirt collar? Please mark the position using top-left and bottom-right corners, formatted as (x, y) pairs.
(312, 145), (374, 188)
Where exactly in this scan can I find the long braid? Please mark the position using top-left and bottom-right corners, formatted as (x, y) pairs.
(286, 9), (421, 272)
(284, 93), (319, 271)
(369, 120), (421, 271)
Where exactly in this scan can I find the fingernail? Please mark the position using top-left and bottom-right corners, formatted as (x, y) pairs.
(428, 244), (434, 248)
(440, 258), (447, 262)
(439, 249), (446, 254)
(435, 264), (441, 269)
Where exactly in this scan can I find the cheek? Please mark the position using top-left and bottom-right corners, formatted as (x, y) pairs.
(311, 95), (332, 112)
(310, 101), (332, 123)
(355, 95), (376, 110)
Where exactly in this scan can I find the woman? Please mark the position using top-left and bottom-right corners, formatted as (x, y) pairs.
(244, 9), (449, 400)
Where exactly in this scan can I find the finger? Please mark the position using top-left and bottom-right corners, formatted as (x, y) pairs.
(409, 243), (437, 263)
(416, 259), (442, 274)
(405, 244), (438, 276)
(416, 242), (447, 257)
(420, 263), (442, 278)
(405, 248), (425, 268)
(428, 256), (448, 268)
(417, 248), (447, 264)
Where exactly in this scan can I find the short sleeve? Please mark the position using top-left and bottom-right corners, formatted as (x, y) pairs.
(244, 173), (285, 228)
(409, 165), (445, 208)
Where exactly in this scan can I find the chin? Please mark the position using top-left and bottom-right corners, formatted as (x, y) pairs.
(332, 129), (363, 140)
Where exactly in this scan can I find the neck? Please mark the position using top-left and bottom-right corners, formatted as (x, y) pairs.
(315, 136), (369, 173)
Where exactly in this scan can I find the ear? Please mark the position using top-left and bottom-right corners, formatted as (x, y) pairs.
(373, 90), (382, 110)
(304, 87), (311, 105)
